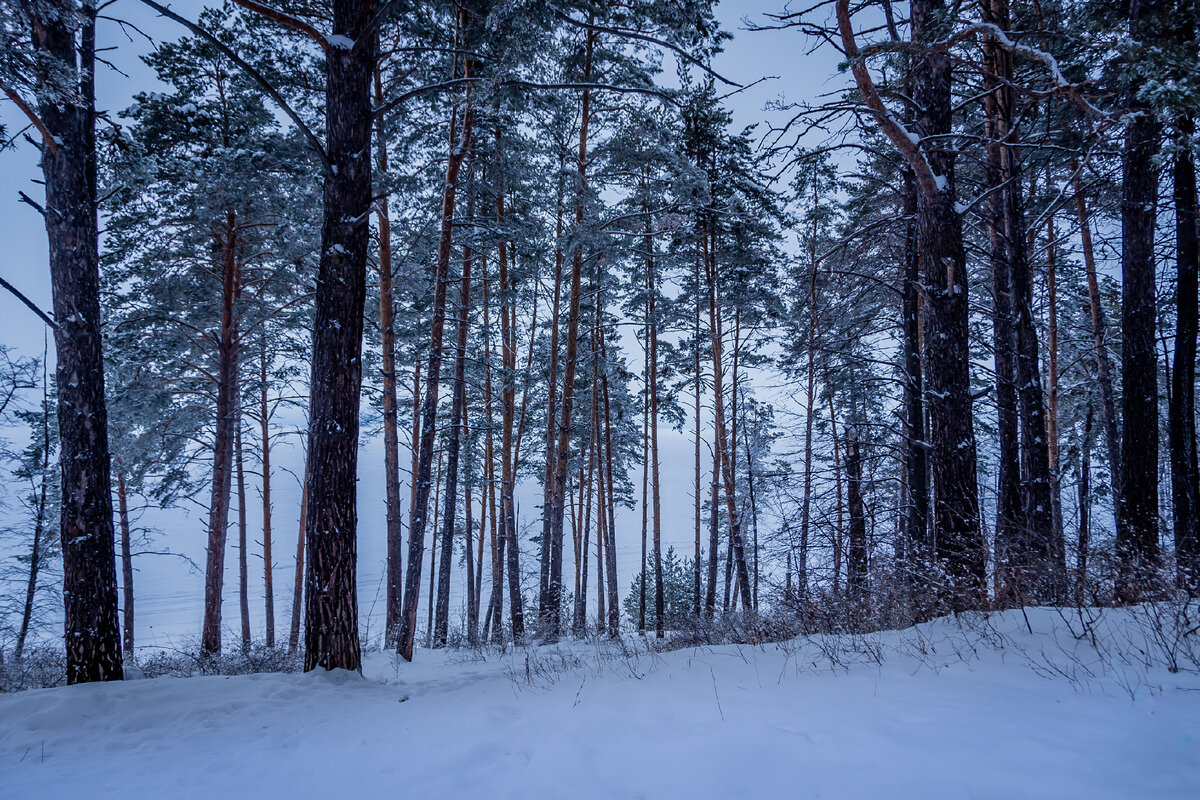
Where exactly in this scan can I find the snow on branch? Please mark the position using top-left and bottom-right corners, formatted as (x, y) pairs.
(953, 22), (1109, 121)
(135, 0), (331, 175)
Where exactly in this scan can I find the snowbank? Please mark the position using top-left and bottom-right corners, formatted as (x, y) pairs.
(1, 607), (1197, 798)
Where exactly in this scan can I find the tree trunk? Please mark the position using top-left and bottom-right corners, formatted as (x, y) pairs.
(647, 221), (664, 635)
(693, 251), (703, 617)
(540, 168), (568, 612)
(913, 0), (983, 607)
(1046, 212), (1066, 598)
(545, 27), (595, 636)
(374, 64), (405, 649)
(288, 450), (308, 652)
(400, 46), (475, 660)
(258, 335), (275, 647)
(1115, 0), (1164, 601)
(846, 429), (867, 604)
(201, 212), (240, 656)
(302, 0), (376, 671)
(828, 386), (844, 596)
(704, 219), (754, 613)
(434, 175), (475, 646)
(496, 135), (525, 641)
(639, 329), (649, 634)
(1073, 173), (1122, 512)
(118, 470), (135, 656)
(1078, 403), (1094, 603)
(31, 0), (122, 684)
(599, 307), (621, 637)
(1170, 116), (1199, 594)
(235, 393), (251, 648)
(800, 208), (820, 605)
(982, 7), (1022, 605)
(900, 172), (929, 615)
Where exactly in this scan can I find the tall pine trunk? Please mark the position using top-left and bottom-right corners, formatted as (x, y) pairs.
(375, 64), (405, 649)
(1115, 0), (1164, 601)
(201, 212), (240, 656)
(912, 0), (984, 607)
(400, 43), (475, 659)
(1170, 115), (1199, 594)
(31, 0), (123, 684)
(258, 336), (275, 647)
(545, 28), (595, 636)
(302, 0), (376, 671)
(435, 168), (476, 646)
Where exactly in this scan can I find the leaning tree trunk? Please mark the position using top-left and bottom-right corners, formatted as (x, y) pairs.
(1073, 171), (1122, 511)
(31, 1), (123, 683)
(1115, 0), (1164, 602)
(303, 0), (376, 671)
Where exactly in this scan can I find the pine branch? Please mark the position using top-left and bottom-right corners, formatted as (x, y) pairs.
(134, 0), (331, 174)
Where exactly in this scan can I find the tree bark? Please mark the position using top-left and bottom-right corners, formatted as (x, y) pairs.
(846, 429), (867, 604)
(375, 64), (405, 649)
(235, 392), (251, 648)
(912, 0), (984, 607)
(258, 336), (275, 647)
(900, 172), (929, 614)
(302, 0), (376, 671)
(201, 212), (240, 656)
(118, 470), (135, 656)
(1170, 116), (1199, 594)
(1115, 0), (1164, 602)
(30, 0), (123, 684)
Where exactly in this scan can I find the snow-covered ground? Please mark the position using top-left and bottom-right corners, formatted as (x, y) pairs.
(2, 607), (1198, 799)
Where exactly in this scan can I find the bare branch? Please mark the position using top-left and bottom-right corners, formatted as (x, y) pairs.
(2, 87), (57, 154)
(0, 275), (59, 330)
(552, 9), (742, 87)
(228, 0), (329, 52)
(834, 0), (939, 198)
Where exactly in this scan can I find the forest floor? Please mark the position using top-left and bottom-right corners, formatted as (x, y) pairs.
(1, 606), (1198, 798)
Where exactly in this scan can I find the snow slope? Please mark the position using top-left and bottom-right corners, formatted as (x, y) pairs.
(2, 608), (1197, 799)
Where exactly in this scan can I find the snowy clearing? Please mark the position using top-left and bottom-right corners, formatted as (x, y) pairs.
(2, 607), (1198, 799)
